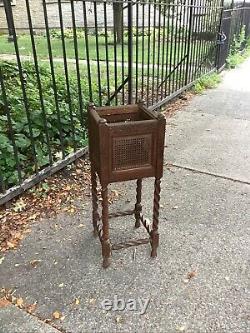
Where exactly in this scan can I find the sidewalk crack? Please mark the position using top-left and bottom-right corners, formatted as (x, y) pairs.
(166, 163), (250, 185)
(1, 289), (71, 333)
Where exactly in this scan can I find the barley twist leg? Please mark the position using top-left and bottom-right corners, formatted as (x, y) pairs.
(101, 184), (111, 268)
(134, 179), (142, 228)
(150, 178), (161, 257)
(91, 165), (99, 237)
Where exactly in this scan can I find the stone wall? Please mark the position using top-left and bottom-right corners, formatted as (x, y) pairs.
(0, 0), (45, 32)
(0, 0), (164, 33)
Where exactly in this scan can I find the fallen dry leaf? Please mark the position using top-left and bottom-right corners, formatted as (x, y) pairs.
(30, 259), (41, 268)
(115, 315), (124, 324)
(89, 298), (96, 305)
(28, 214), (38, 221)
(111, 190), (119, 197)
(13, 199), (27, 212)
(52, 311), (62, 319)
(0, 159), (92, 253)
(0, 297), (10, 308)
(26, 302), (37, 314)
(187, 271), (197, 280)
(6, 241), (15, 249)
(16, 298), (24, 307)
(75, 298), (80, 305)
(176, 324), (187, 332)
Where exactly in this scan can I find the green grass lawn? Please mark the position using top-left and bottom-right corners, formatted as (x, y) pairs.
(0, 33), (188, 65)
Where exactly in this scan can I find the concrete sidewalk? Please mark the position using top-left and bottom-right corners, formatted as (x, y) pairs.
(0, 59), (249, 333)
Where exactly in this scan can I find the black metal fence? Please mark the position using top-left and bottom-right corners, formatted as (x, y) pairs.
(0, 0), (249, 204)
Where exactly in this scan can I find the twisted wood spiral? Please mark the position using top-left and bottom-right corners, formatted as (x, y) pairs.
(151, 178), (161, 257)
(101, 184), (111, 268)
(91, 166), (99, 236)
(134, 179), (142, 228)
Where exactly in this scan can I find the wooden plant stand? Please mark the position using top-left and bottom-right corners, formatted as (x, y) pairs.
(88, 102), (166, 268)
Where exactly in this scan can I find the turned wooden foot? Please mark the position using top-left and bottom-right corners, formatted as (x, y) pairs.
(150, 231), (159, 258)
(102, 239), (112, 268)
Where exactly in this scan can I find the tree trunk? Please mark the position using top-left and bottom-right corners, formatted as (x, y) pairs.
(113, 1), (123, 44)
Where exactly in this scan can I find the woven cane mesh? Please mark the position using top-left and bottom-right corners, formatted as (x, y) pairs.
(112, 135), (152, 170)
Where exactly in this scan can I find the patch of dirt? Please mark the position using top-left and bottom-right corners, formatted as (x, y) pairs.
(163, 92), (194, 118)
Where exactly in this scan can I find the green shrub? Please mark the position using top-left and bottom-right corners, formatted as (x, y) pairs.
(193, 72), (221, 94)
(0, 61), (92, 188)
(50, 28), (86, 39)
(226, 26), (250, 69)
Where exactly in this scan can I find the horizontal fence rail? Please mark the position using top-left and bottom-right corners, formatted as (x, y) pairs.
(0, 0), (250, 204)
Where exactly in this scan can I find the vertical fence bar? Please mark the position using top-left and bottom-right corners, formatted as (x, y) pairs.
(141, 3), (145, 100)
(168, 4), (174, 95)
(160, 3), (167, 100)
(113, 3), (118, 105)
(185, 0), (194, 85)
(135, 1), (139, 102)
(104, 2), (111, 104)
(151, 3), (157, 105)
(155, 2), (162, 103)
(127, 1), (133, 104)
(194, 0), (203, 79)
(43, 0), (65, 159)
(71, 0), (86, 123)
(216, 0), (225, 69)
(205, 0), (214, 73)
(3, 0), (38, 170)
(190, 1), (199, 82)
(175, 3), (182, 91)
(0, 65), (22, 188)
(203, 0), (211, 74)
(121, 5), (125, 104)
(83, 1), (93, 101)
(181, 2), (189, 88)
(25, 0), (53, 162)
(146, 2), (151, 106)
(171, 3), (179, 93)
(205, 1), (213, 73)
(0, 173), (5, 195)
(2, 0), (14, 40)
(164, 3), (171, 96)
(93, 1), (102, 106)
(57, 0), (77, 152)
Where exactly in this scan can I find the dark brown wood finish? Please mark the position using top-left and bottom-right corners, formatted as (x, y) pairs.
(90, 166), (99, 237)
(134, 179), (142, 228)
(88, 103), (166, 268)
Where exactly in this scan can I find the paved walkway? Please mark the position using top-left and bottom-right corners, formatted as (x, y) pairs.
(0, 53), (169, 70)
(0, 59), (249, 333)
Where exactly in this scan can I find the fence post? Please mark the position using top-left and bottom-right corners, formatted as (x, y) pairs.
(127, 1), (133, 104)
(184, 0), (194, 86)
(3, 0), (15, 41)
(215, 0), (225, 70)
